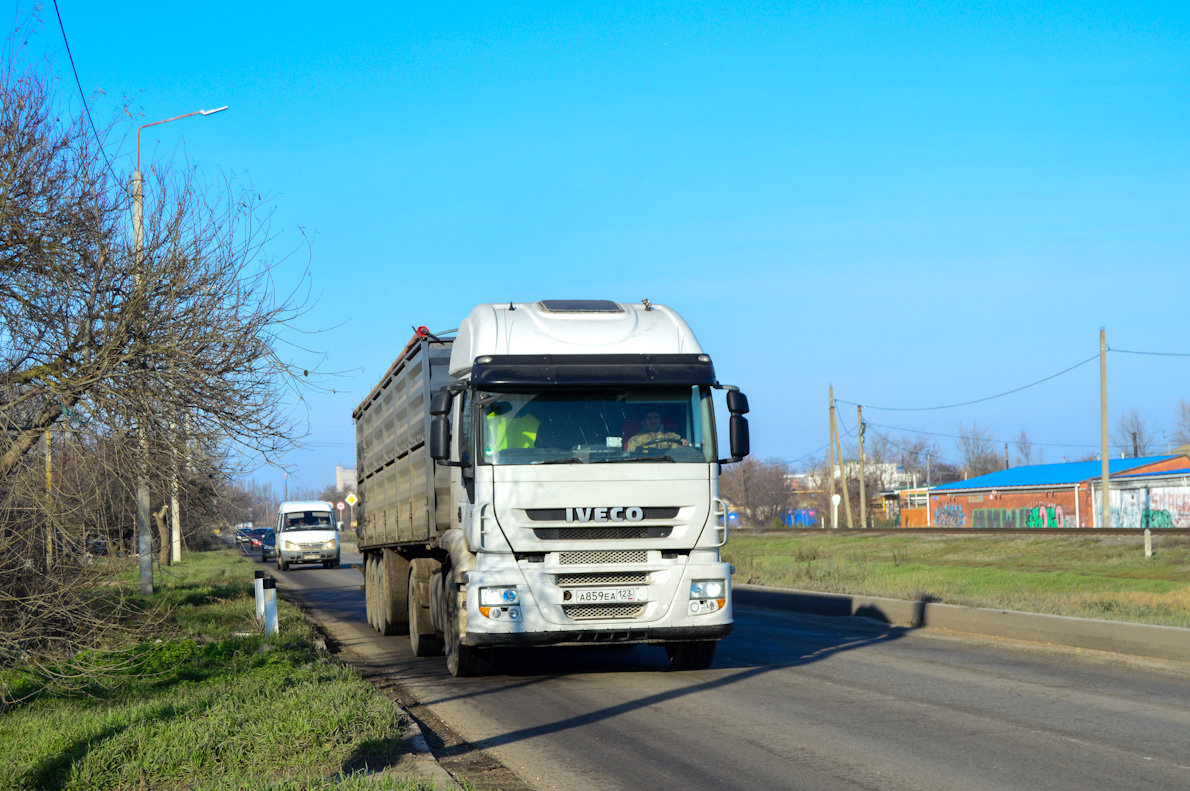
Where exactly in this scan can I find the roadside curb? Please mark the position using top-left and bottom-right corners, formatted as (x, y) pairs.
(736, 584), (1190, 663)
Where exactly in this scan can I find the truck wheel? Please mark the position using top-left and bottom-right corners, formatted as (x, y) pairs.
(444, 581), (491, 677)
(665, 641), (716, 670)
(365, 554), (378, 630)
(408, 568), (444, 657)
(380, 549), (410, 636)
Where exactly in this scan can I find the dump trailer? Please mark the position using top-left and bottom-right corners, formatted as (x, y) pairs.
(353, 300), (750, 676)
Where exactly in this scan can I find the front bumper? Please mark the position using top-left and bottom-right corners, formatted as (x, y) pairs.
(279, 549), (339, 564)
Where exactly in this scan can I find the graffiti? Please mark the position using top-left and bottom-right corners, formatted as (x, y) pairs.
(971, 504), (1071, 528)
(1106, 484), (1190, 527)
(934, 504), (965, 527)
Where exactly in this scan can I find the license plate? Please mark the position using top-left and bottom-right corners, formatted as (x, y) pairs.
(302, 554), (320, 560)
(572, 588), (646, 604)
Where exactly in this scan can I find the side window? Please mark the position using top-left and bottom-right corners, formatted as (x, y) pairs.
(458, 389), (473, 464)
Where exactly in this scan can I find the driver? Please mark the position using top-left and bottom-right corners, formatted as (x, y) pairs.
(625, 410), (687, 452)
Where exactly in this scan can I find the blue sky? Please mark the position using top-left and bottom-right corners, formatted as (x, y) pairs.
(22, 1), (1190, 490)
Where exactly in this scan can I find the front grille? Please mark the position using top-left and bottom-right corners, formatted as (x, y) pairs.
(557, 572), (648, 585)
(298, 543), (324, 550)
(559, 550), (648, 565)
(525, 507), (680, 521)
(533, 526), (672, 540)
(563, 604), (646, 620)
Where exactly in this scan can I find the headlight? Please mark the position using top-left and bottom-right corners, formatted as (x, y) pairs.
(480, 587), (519, 606)
(284, 541), (298, 551)
(325, 539), (337, 550)
(690, 580), (725, 599)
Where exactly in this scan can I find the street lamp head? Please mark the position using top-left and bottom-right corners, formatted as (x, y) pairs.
(136, 105), (229, 175)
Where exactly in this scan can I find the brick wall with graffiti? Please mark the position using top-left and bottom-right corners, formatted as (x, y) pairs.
(926, 487), (1090, 528)
(1100, 481), (1190, 528)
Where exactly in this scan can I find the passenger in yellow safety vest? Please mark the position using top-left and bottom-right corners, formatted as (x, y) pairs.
(484, 401), (540, 457)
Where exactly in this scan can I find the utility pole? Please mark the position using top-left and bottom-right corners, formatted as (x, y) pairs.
(827, 388), (836, 529)
(45, 430), (52, 567)
(131, 105), (227, 595)
(830, 396), (854, 529)
(1005, 442), (1009, 469)
(857, 405), (866, 528)
(133, 166), (153, 594)
(1100, 328), (1110, 528)
(1132, 432), (1138, 459)
(170, 420), (182, 564)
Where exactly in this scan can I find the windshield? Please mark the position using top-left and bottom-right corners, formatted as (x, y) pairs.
(476, 386), (715, 465)
(280, 510), (334, 531)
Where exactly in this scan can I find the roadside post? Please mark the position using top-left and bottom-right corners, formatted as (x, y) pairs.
(262, 577), (278, 636)
(254, 569), (266, 623)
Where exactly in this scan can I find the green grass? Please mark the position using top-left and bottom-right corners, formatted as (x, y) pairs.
(0, 550), (440, 791)
(724, 532), (1190, 628)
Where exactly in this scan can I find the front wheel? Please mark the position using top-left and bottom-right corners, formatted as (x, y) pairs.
(443, 581), (491, 677)
(665, 641), (716, 670)
(278, 556), (289, 572)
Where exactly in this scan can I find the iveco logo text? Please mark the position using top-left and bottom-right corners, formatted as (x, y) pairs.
(566, 507), (644, 523)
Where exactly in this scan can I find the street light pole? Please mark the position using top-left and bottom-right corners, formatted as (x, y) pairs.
(131, 106), (227, 594)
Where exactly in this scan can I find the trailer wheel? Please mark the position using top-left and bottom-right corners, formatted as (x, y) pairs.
(665, 641), (716, 670)
(444, 581), (491, 677)
(380, 549), (410, 636)
(408, 567), (444, 657)
(365, 554), (378, 631)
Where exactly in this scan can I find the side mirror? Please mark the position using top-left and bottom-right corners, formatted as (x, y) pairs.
(430, 389), (453, 416)
(730, 414), (750, 459)
(430, 414), (451, 460)
(727, 390), (749, 415)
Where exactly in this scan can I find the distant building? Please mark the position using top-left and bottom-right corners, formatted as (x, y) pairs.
(335, 463), (357, 493)
(900, 454), (1190, 527)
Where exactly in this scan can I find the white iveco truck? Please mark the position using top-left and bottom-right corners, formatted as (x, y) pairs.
(353, 300), (750, 676)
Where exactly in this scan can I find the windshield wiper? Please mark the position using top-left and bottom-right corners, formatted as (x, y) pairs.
(533, 457), (584, 465)
(601, 455), (676, 463)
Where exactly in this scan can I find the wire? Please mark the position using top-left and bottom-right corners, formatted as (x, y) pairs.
(837, 354), (1098, 412)
(1110, 348), (1190, 358)
(52, 0), (121, 184)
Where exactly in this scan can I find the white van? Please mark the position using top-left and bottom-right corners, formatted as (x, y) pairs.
(274, 500), (341, 571)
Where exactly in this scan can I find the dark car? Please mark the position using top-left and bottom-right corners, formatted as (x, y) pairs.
(243, 527), (270, 555)
(259, 529), (276, 562)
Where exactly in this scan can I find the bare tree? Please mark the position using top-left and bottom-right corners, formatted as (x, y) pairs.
(1015, 429), (1037, 466)
(1172, 400), (1190, 448)
(0, 45), (315, 680)
(957, 422), (999, 478)
(719, 457), (793, 527)
(1112, 408), (1155, 457)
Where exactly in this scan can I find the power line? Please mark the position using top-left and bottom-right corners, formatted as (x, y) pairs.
(1110, 348), (1190, 358)
(52, 0), (121, 184)
(837, 354), (1099, 412)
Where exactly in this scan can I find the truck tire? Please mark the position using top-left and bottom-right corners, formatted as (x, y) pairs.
(444, 580), (491, 677)
(380, 549), (410, 636)
(365, 554), (378, 631)
(408, 568), (444, 657)
(665, 641), (716, 670)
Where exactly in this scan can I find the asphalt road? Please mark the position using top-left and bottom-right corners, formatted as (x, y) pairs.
(260, 545), (1190, 791)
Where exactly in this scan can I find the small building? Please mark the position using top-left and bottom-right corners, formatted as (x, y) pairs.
(902, 455), (1190, 528)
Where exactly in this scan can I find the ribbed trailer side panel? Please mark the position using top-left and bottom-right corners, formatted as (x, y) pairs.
(354, 338), (454, 551)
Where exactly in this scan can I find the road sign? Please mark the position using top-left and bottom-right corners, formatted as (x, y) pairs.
(336, 501), (345, 511)
(345, 492), (358, 506)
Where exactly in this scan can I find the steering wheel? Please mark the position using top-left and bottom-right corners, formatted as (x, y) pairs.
(635, 437), (682, 454)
